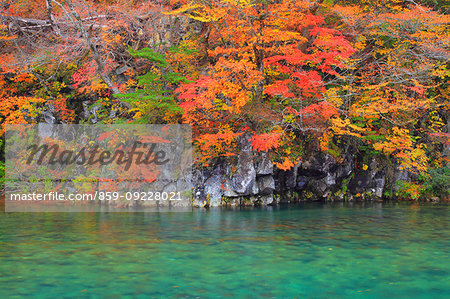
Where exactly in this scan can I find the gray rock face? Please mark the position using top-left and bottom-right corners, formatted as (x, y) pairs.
(80, 101), (100, 123)
(348, 172), (370, 194)
(300, 154), (336, 176)
(255, 153), (273, 175)
(252, 194), (273, 205)
(192, 165), (222, 207)
(395, 167), (409, 183)
(274, 167), (298, 192)
(230, 150), (256, 194)
(257, 175), (275, 195)
(347, 157), (386, 199)
(90, 105), (100, 124)
(192, 136), (262, 206)
(43, 111), (56, 124)
(373, 177), (386, 198)
(223, 178), (239, 197)
(204, 173), (224, 207)
(191, 137), (412, 206)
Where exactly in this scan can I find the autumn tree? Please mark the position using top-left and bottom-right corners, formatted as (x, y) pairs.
(1, 0), (184, 123)
(115, 47), (187, 123)
(322, 2), (449, 175)
(169, 0), (355, 169)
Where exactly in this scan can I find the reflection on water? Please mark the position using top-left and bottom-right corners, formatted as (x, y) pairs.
(0, 202), (448, 298)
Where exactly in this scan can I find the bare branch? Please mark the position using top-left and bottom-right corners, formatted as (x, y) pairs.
(58, 0), (120, 95)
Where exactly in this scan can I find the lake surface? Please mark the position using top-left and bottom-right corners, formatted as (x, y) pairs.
(0, 202), (448, 298)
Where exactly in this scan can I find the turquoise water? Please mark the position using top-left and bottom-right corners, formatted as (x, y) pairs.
(0, 202), (448, 298)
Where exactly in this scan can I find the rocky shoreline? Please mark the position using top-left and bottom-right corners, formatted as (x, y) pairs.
(190, 136), (436, 208)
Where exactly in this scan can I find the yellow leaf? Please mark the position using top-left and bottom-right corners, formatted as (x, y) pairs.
(163, 4), (202, 15)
